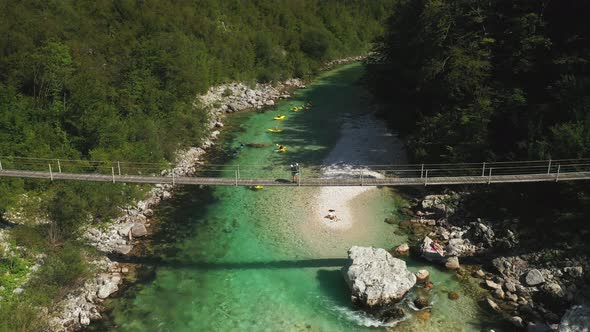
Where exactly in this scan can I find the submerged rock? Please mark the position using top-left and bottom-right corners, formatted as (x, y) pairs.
(415, 309), (432, 321)
(414, 296), (429, 309)
(415, 269), (430, 283)
(342, 246), (416, 308)
(394, 243), (410, 256)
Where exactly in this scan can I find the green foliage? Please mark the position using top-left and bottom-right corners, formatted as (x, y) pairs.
(47, 185), (89, 242)
(369, 0), (590, 162)
(221, 88), (233, 97)
(31, 243), (91, 300)
(0, 298), (47, 332)
(0, 3), (396, 330)
(0, 242), (93, 332)
(10, 225), (48, 253)
(301, 28), (331, 61)
(0, 0), (394, 216)
(0, 252), (31, 298)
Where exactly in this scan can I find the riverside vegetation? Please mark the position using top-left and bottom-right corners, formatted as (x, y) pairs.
(368, 1), (590, 328)
(0, 1), (396, 330)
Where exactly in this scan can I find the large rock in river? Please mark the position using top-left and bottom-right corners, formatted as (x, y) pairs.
(342, 246), (416, 308)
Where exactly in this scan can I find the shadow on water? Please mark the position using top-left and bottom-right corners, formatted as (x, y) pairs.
(108, 255), (349, 271)
(316, 269), (352, 306)
(268, 64), (370, 166)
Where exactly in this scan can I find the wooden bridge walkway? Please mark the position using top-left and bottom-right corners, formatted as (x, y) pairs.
(1, 157), (589, 186)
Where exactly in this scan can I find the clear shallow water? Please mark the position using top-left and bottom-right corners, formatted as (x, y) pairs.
(90, 64), (504, 332)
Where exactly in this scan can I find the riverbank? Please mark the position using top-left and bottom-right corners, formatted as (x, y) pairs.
(50, 79), (306, 331)
(403, 190), (590, 330)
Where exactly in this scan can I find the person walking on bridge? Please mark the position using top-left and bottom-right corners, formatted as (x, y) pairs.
(290, 163), (300, 183)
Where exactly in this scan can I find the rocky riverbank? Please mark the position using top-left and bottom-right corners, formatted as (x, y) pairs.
(400, 191), (590, 331)
(50, 76), (311, 331)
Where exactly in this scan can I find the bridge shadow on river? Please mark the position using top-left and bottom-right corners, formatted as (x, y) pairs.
(108, 254), (349, 271)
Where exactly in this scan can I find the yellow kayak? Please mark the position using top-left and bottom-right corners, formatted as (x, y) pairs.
(252, 185), (264, 190)
(273, 115), (286, 120)
(267, 128), (283, 133)
(291, 106), (304, 112)
(275, 144), (286, 153)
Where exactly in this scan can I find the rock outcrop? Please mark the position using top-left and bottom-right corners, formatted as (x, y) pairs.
(524, 269), (545, 286)
(50, 258), (125, 331)
(342, 246), (416, 308)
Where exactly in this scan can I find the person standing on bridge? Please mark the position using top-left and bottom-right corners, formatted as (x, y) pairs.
(290, 163), (300, 183)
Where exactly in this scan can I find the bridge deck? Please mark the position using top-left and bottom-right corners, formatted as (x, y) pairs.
(1, 169), (589, 186)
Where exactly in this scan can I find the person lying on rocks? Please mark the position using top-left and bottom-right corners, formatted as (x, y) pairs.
(430, 241), (444, 256)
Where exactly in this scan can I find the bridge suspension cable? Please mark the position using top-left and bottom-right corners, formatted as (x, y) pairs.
(0, 156), (589, 187)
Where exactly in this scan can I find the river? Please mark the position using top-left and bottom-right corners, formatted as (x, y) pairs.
(89, 64), (504, 331)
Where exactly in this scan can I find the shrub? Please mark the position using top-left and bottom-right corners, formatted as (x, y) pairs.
(222, 88), (233, 97)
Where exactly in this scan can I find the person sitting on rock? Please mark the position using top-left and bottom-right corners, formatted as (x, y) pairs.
(325, 209), (337, 221)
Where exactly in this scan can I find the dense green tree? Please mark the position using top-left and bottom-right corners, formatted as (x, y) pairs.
(369, 0), (590, 162)
(0, 0), (395, 217)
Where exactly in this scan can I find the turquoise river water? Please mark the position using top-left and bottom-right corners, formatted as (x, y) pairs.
(89, 64), (506, 332)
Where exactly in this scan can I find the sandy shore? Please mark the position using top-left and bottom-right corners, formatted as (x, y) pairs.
(312, 112), (406, 230)
(294, 111), (407, 255)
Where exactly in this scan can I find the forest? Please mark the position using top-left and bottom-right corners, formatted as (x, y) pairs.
(367, 0), (590, 302)
(0, 1), (394, 330)
(0, 0), (395, 230)
(368, 0), (590, 163)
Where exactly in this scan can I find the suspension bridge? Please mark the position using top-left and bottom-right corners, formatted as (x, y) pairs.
(0, 157), (589, 187)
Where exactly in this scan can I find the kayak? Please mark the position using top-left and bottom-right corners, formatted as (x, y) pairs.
(275, 144), (286, 153)
(290, 106), (303, 112)
(267, 128), (283, 133)
(273, 115), (286, 120)
(252, 185), (264, 190)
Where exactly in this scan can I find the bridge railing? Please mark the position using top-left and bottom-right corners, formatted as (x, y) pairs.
(1, 156), (590, 184)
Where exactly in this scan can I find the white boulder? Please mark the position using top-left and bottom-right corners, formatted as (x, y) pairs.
(342, 246), (416, 308)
